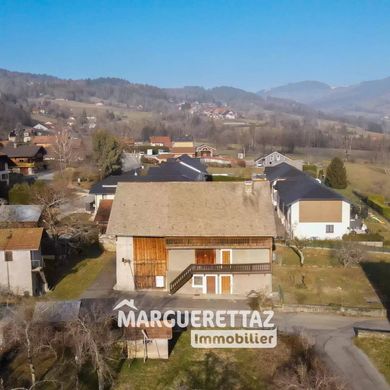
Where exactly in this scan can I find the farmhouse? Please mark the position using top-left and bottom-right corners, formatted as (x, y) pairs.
(0, 145), (47, 175)
(265, 163), (351, 239)
(255, 151), (303, 170)
(106, 181), (276, 296)
(0, 227), (47, 296)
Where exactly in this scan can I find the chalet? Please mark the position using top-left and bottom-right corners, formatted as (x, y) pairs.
(195, 144), (216, 158)
(255, 151), (303, 170)
(1, 145), (47, 175)
(0, 153), (10, 186)
(0, 228), (47, 296)
(149, 136), (172, 148)
(265, 163), (351, 239)
(106, 181), (276, 296)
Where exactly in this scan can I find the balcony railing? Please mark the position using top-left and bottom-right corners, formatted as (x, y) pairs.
(169, 262), (271, 294)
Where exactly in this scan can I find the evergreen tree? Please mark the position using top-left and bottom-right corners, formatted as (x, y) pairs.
(92, 130), (122, 177)
(325, 157), (347, 189)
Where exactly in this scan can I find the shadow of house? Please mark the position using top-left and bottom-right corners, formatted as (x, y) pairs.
(361, 261), (390, 320)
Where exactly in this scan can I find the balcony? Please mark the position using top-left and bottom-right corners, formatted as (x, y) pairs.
(170, 262), (271, 295)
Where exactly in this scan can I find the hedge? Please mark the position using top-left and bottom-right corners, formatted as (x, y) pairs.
(343, 233), (384, 242)
(367, 195), (390, 220)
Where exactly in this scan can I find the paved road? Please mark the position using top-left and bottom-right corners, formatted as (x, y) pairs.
(78, 260), (390, 390)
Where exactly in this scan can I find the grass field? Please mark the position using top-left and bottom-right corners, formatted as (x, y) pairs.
(355, 337), (390, 384)
(115, 331), (323, 390)
(273, 246), (388, 308)
(45, 250), (114, 300)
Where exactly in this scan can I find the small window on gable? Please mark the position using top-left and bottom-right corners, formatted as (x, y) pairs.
(5, 251), (13, 262)
(326, 225), (334, 233)
(192, 275), (204, 288)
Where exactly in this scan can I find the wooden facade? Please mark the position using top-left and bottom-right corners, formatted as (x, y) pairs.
(166, 236), (273, 249)
(133, 237), (167, 289)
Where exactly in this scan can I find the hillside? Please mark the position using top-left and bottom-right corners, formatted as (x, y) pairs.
(258, 77), (390, 118)
(0, 68), (318, 119)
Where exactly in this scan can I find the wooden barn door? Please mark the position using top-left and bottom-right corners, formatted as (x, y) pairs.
(195, 249), (216, 264)
(133, 237), (167, 289)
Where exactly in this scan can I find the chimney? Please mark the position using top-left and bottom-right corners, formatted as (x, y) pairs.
(244, 180), (253, 194)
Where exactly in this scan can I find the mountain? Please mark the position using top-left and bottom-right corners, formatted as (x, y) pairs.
(258, 81), (332, 104)
(259, 77), (390, 117)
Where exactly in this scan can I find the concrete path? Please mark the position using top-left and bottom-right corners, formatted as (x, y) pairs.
(81, 254), (116, 299)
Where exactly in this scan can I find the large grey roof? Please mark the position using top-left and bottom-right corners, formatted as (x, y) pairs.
(1, 145), (46, 158)
(0, 205), (43, 223)
(107, 181), (276, 237)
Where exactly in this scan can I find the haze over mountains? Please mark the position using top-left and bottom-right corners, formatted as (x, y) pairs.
(258, 77), (390, 118)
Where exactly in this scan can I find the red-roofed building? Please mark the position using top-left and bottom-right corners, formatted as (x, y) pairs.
(150, 136), (172, 148)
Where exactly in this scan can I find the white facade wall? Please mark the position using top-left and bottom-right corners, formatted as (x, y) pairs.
(0, 250), (33, 295)
(289, 200), (350, 239)
(115, 236), (135, 291)
(0, 160), (9, 186)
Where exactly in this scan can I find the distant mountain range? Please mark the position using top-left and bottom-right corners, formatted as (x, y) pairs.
(258, 77), (390, 118)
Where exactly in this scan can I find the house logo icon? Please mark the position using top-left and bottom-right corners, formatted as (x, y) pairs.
(113, 299), (138, 311)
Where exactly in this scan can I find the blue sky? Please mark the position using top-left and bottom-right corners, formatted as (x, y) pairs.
(0, 0), (389, 91)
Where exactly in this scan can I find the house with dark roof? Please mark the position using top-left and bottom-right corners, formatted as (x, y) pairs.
(265, 163), (351, 239)
(1, 145), (47, 175)
(107, 181), (276, 296)
(90, 156), (210, 211)
(255, 151), (303, 170)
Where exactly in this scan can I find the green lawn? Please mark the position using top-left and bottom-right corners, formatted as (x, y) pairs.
(355, 337), (390, 384)
(273, 246), (389, 308)
(46, 251), (114, 300)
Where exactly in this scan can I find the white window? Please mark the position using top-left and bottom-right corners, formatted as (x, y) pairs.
(326, 225), (334, 233)
(192, 275), (204, 288)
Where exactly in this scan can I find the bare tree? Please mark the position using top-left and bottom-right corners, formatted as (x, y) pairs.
(53, 127), (74, 173)
(3, 304), (59, 388)
(64, 304), (122, 390)
(288, 237), (309, 266)
(337, 242), (366, 268)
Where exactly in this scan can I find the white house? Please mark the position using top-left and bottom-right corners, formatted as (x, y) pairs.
(255, 151), (303, 170)
(0, 228), (47, 296)
(266, 163), (351, 239)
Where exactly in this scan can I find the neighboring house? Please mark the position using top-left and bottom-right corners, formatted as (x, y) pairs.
(1, 145), (47, 175)
(0, 153), (10, 186)
(106, 181), (276, 296)
(0, 205), (43, 228)
(149, 136), (172, 148)
(255, 151), (303, 170)
(89, 169), (142, 210)
(170, 146), (196, 158)
(94, 200), (113, 234)
(0, 227), (47, 296)
(33, 123), (49, 132)
(195, 144), (216, 158)
(90, 156), (209, 210)
(265, 163), (351, 239)
(172, 135), (194, 149)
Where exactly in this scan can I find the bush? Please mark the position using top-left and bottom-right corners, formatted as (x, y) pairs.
(343, 233), (384, 242)
(367, 195), (390, 220)
(9, 183), (32, 204)
(303, 164), (317, 178)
